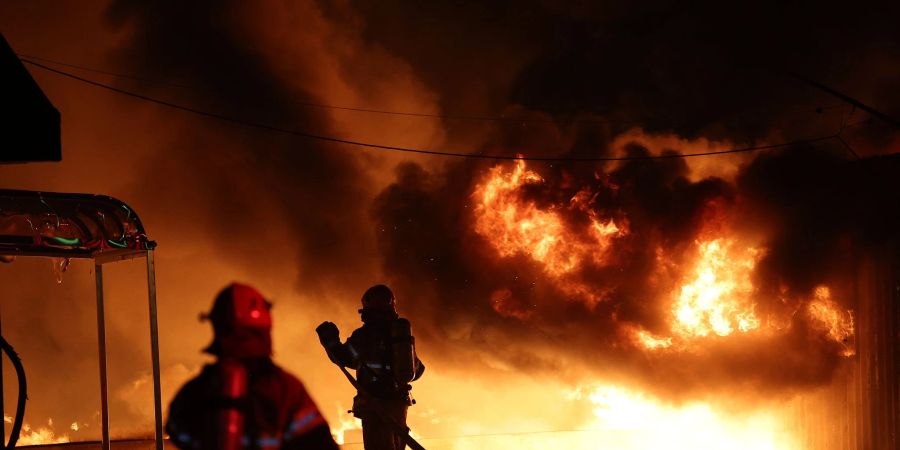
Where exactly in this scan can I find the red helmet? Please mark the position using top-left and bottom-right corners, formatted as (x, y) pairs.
(203, 283), (272, 358)
(360, 284), (396, 312)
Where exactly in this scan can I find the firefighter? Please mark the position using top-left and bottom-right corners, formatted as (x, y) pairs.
(316, 284), (425, 450)
(166, 283), (339, 450)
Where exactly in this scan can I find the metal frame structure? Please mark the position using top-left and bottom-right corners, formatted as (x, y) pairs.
(0, 190), (163, 450)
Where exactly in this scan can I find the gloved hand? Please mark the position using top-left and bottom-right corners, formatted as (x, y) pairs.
(316, 321), (340, 347)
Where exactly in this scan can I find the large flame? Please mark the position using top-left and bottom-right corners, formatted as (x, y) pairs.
(472, 159), (625, 305)
(472, 159), (859, 358)
(673, 238), (762, 338)
(577, 385), (796, 450)
(4, 416), (71, 446)
(421, 383), (798, 450)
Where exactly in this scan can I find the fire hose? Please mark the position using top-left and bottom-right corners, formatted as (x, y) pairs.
(0, 335), (26, 449)
(335, 365), (426, 450)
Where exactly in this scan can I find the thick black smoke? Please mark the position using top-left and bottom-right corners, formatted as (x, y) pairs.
(105, 0), (376, 295)
(101, 0), (900, 398)
(360, 0), (900, 398)
(351, 0), (900, 143)
(0, 0), (897, 436)
(372, 143), (900, 401)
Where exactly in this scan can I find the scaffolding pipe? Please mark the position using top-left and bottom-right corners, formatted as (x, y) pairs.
(95, 264), (111, 450)
(147, 251), (164, 449)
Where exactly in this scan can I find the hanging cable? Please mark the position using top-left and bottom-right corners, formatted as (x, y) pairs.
(21, 58), (843, 162)
(789, 73), (900, 130)
(15, 53), (614, 125)
(18, 53), (845, 126)
(0, 335), (26, 449)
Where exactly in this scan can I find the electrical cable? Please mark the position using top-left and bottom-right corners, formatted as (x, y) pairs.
(0, 335), (26, 449)
(16, 53), (201, 90)
(16, 53), (613, 125)
(19, 53), (843, 127)
(21, 57), (843, 162)
(836, 134), (860, 160)
(790, 73), (900, 130)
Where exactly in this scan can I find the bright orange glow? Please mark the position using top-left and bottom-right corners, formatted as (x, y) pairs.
(808, 285), (855, 356)
(490, 288), (534, 320)
(630, 327), (674, 350)
(673, 239), (761, 338)
(330, 405), (362, 445)
(472, 159), (625, 304)
(608, 128), (750, 182)
(5, 417), (71, 446)
(560, 385), (798, 450)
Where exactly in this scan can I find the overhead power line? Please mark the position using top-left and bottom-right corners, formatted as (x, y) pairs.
(16, 53), (201, 90)
(21, 57), (842, 162)
(20, 53), (843, 126)
(17, 53), (612, 126)
(790, 73), (900, 130)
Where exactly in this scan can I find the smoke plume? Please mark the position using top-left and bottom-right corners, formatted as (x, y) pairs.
(0, 0), (898, 442)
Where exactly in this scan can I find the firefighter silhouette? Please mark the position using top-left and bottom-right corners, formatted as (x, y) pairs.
(166, 283), (339, 450)
(317, 284), (425, 450)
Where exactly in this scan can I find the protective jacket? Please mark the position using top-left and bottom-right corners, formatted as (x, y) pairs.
(166, 358), (338, 450)
(324, 317), (424, 402)
(322, 315), (424, 450)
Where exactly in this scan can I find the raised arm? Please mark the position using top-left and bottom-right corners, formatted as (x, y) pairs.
(316, 321), (360, 369)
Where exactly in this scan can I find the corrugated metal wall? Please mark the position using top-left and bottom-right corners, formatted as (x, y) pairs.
(854, 243), (899, 449)
(791, 242), (899, 450)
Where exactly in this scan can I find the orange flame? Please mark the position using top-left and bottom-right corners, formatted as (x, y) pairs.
(473, 159), (625, 305)
(631, 328), (674, 350)
(807, 285), (855, 356)
(562, 385), (799, 449)
(5, 417), (71, 446)
(673, 239), (761, 338)
(330, 404), (362, 445)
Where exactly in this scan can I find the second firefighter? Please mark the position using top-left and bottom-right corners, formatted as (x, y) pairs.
(316, 284), (424, 450)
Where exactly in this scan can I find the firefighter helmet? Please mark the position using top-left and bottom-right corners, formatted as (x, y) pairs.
(203, 283), (273, 358)
(360, 284), (396, 312)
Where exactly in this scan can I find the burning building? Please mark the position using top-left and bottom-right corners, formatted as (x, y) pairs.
(1, 1), (899, 449)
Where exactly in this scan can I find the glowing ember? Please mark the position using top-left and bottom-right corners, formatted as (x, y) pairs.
(808, 285), (855, 356)
(673, 239), (761, 338)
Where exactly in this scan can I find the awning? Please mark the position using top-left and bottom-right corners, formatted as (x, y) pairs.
(0, 32), (61, 163)
(0, 189), (155, 259)
(0, 188), (163, 450)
